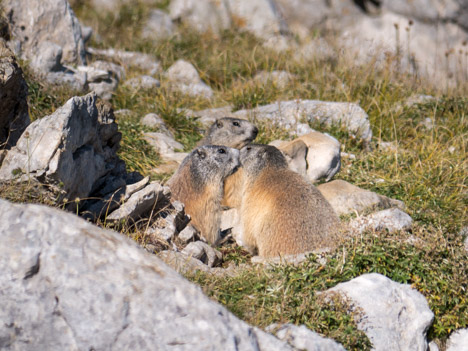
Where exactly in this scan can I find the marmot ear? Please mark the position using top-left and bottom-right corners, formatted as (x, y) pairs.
(196, 149), (207, 159)
(216, 120), (223, 128)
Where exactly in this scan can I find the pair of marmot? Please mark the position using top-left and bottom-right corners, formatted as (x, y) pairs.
(168, 117), (340, 257)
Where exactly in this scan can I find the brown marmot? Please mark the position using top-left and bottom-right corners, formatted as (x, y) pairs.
(167, 145), (240, 245)
(197, 117), (259, 149)
(197, 117), (258, 208)
(237, 144), (341, 257)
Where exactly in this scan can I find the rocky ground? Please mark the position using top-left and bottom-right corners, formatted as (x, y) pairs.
(0, 0), (467, 350)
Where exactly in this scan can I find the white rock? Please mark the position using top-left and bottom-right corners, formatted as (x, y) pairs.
(0, 199), (294, 350)
(166, 59), (214, 98)
(169, 0), (231, 34)
(106, 183), (171, 222)
(446, 328), (468, 351)
(317, 180), (404, 216)
(141, 113), (174, 137)
(3, 0), (85, 65)
(178, 225), (198, 243)
(124, 75), (161, 90)
(254, 70), (294, 89)
(0, 93), (122, 202)
(323, 273), (434, 351)
(30, 41), (64, 73)
(182, 241), (223, 267)
(220, 208), (242, 241)
(142, 9), (174, 41)
(226, 0), (289, 39)
(233, 100), (372, 146)
(271, 323), (346, 351)
(87, 47), (161, 75)
(144, 132), (184, 157)
(349, 208), (413, 234)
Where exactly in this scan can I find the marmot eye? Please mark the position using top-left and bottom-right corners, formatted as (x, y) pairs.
(218, 148), (226, 154)
(233, 121), (240, 127)
(246, 146), (252, 151)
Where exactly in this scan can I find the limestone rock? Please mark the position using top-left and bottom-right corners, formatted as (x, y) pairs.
(106, 182), (171, 222)
(157, 250), (212, 275)
(221, 208), (242, 241)
(87, 47), (161, 75)
(0, 199), (293, 350)
(178, 225), (199, 243)
(226, 0), (289, 39)
(184, 105), (235, 127)
(0, 41), (30, 149)
(169, 0), (231, 34)
(142, 9), (174, 41)
(349, 208), (413, 234)
(144, 132), (184, 158)
(233, 100), (372, 146)
(165, 59), (214, 99)
(317, 180), (404, 216)
(141, 113), (174, 138)
(322, 273), (434, 351)
(124, 75), (161, 90)
(3, 0), (85, 65)
(182, 241), (223, 267)
(254, 70), (293, 89)
(271, 139), (308, 176)
(270, 323), (346, 351)
(0, 93), (123, 203)
(446, 329), (468, 351)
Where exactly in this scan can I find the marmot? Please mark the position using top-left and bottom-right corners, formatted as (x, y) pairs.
(237, 144), (341, 257)
(197, 117), (259, 208)
(197, 117), (259, 149)
(167, 145), (240, 245)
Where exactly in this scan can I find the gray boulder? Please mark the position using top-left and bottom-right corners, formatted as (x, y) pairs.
(349, 208), (413, 234)
(3, 0), (85, 65)
(142, 9), (175, 41)
(0, 41), (30, 150)
(233, 100), (372, 146)
(124, 75), (161, 90)
(269, 323), (346, 351)
(0, 93), (123, 204)
(317, 180), (404, 216)
(446, 329), (468, 351)
(322, 273), (434, 351)
(0, 199), (294, 350)
(182, 241), (223, 267)
(169, 0), (232, 34)
(165, 59), (214, 99)
(141, 113), (174, 138)
(226, 0), (289, 39)
(87, 47), (161, 75)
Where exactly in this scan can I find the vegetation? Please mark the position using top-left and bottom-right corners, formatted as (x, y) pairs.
(3, 1), (466, 350)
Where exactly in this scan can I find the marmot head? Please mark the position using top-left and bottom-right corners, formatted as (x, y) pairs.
(185, 145), (240, 189)
(205, 117), (259, 149)
(240, 144), (288, 176)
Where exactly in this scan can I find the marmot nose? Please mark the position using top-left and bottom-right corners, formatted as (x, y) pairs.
(252, 127), (259, 137)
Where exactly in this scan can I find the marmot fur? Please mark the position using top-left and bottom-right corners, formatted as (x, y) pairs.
(167, 145), (240, 245)
(237, 144), (341, 257)
(198, 117), (258, 208)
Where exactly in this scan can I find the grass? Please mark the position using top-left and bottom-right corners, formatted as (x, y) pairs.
(2, 1), (467, 349)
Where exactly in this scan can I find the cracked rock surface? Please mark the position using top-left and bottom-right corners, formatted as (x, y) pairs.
(0, 199), (294, 351)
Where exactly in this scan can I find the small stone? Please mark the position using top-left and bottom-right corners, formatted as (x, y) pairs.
(182, 241), (223, 267)
(178, 225), (198, 243)
(141, 113), (174, 138)
(124, 75), (161, 90)
(446, 329), (468, 351)
(142, 9), (174, 41)
(349, 208), (413, 234)
(144, 132), (184, 157)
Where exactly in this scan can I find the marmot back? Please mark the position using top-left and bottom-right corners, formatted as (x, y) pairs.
(198, 117), (258, 149)
(167, 145), (240, 244)
(238, 144), (341, 257)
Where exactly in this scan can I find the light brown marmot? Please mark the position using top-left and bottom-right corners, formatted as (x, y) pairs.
(167, 145), (240, 245)
(237, 144), (341, 257)
(197, 117), (258, 149)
